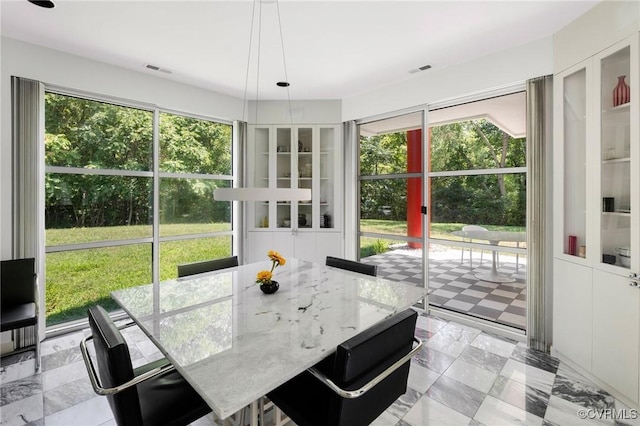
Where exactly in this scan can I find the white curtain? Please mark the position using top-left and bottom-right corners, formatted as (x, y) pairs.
(526, 75), (553, 352)
(12, 76), (44, 260)
(11, 76), (45, 342)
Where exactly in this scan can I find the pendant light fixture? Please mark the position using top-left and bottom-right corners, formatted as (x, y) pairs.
(214, 0), (310, 202)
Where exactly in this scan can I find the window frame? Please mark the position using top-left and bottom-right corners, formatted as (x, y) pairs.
(43, 86), (237, 333)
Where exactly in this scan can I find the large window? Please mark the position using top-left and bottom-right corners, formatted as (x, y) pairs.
(44, 92), (234, 326)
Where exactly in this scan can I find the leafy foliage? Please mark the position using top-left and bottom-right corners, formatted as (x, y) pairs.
(44, 93), (232, 230)
(359, 119), (526, 227)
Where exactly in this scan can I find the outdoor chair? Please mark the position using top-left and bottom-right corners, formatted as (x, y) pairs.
(460, 225), (491, 268)
(268, 309), (422, 426)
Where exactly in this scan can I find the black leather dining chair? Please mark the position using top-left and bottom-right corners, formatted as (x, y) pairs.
(177, 255), (239, 278)
(1, 258), (40, 371)
(267, 309), (422, 426)
(326, 256), (377, 277)
(80, 305), (212, 426)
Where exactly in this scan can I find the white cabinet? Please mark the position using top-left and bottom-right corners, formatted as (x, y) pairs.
(552, 259), (593, 372)
(592, 269), (639, 402)
(553, 32), (640, 405)
(245, 125), (343, 264)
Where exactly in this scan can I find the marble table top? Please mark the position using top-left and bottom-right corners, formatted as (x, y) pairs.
(111, 258), (427, 419)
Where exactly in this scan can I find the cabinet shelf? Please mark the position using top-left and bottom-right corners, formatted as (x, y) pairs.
(602, 157), (630, 164)
(602, 103), (631, 114)
(602, 211), (631, 217)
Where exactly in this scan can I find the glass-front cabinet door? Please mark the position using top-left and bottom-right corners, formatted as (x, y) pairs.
(596, 39), (637, 274)
(319, 127), (336, 230)
(557, 64), (589, 260)
(253, 126), (270, 228)
(276, 127), (293, 229)
(296, 127), (313, 229)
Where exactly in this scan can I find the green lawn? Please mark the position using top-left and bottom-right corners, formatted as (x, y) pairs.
(45, 223), (231, 326)
(46, 221), (525, 326)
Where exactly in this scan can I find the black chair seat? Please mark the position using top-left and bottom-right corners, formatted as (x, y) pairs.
(269, 309), (418, 426)
(1, 302), (36, 331)
(135, 358), (212, 426)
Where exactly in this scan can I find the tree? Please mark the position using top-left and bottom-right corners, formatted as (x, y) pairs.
(44, 93), (232, 229)
(360, 118), (526, 228)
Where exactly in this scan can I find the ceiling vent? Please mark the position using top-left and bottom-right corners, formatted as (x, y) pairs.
(145, 64), (173, 74)
(409, 64), (432, 74)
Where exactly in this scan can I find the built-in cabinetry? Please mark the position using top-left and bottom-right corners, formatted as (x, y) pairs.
(553, 33), (640, 406)
(245, 124), (342, 264)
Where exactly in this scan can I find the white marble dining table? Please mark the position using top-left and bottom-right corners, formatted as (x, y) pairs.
(111, 258), (427, 422)
(451, 229), (526, 283)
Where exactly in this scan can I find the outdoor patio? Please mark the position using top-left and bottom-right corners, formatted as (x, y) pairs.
(362, 246), (526, 329)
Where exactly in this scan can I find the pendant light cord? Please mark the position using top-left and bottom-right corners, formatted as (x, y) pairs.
(241, 0), (257, 123)
(275, 0), (294, 127)
(242, 0), (293, 126)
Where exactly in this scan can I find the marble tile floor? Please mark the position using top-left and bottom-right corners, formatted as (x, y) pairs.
(2, 311), (637, 426)
(362, 248), (527, 330)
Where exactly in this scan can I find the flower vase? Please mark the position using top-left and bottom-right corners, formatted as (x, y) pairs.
(260, 281), (279, 294)
(613, 75), (630, 107)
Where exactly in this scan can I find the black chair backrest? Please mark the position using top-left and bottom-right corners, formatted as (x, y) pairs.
(1, 258), (36, 308)
(326, 256), (377, 277)
(177, 256), (238, 278)
(87, 305), (143, 426)
(330, 309), (417, 426)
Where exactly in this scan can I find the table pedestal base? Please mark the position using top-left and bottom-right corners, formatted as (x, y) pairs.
(474, 250), (516, 283)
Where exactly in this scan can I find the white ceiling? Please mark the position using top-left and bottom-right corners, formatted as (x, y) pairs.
(1, 0), (598, 101)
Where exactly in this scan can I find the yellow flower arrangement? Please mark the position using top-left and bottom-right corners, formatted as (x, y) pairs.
(256, 250), (286, 284)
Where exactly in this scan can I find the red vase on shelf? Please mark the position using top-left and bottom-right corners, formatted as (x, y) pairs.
(568, 235), (577, 256)
(613, 75), (630, 107)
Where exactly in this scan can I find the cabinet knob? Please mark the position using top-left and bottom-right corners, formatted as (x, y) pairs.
(630, 281), (639, 287)
(630, 272), (638, 279)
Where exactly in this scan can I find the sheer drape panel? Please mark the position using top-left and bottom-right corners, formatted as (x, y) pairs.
(343, 121), (358, 260)
(11, 77), (44, 260)
(526, 75), (553, 352)
(11, 76), (45, 343)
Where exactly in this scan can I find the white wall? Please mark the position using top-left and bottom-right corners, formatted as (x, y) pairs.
(0, 37), (246, 259)
(553, 0), (639, 75)
(341, 37), (554, 121)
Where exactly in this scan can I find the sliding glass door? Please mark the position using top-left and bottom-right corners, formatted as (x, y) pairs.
(357, 111), (427, 309)
(426, 92), (527, 330)
(356, 91), (527, 331)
